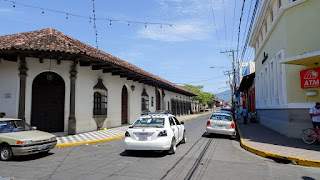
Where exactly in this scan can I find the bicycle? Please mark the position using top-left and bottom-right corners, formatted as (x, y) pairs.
(302, 127), (320, 144)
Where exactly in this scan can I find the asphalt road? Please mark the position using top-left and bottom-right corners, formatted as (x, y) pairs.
(0, 115), (320, 180)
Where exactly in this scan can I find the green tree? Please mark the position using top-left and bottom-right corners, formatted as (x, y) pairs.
(180, 84), (215, 106)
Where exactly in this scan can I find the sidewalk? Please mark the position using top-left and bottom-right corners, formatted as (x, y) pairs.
(236, 120), (320, 168)
(55, 112), (211, 148)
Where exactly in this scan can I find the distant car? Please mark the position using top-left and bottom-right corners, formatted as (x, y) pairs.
(221, 108), (233, 112)
(124, 112), (186, 154)
(0, 118), (57, 161)
(215, 110), (232, 115)
(205, 113), (236, 138)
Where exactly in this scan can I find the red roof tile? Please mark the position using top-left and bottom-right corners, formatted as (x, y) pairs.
(0, 28), (196, 96)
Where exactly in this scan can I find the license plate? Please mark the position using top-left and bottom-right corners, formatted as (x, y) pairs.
(215, 125), (225, 129)
(139, 133), (148, 141)
(38, 144), (47, 150)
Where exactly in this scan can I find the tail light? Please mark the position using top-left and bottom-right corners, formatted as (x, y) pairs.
(207, 121), (211, 126)
(158, 130), (167, 137)
(230, 122), (235, 129)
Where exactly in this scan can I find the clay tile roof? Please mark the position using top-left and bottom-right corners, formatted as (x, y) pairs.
(0, 28), (196, 96)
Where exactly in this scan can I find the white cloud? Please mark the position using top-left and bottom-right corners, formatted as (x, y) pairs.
(137, 21), (212, 42)
(116, 50), (146, 64)
(156, 0), (224, 17)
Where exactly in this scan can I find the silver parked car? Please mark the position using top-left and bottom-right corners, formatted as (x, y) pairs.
(205, 113), (236, 138)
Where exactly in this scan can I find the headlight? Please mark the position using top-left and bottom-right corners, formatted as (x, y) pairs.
(50, 137), (57, 141)
(125, 131), (130, 137)
(16, 140), (33, 145)
(158, 130), (167, 137)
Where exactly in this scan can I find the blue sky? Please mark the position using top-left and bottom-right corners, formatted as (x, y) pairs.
(0, 0), (255, 95)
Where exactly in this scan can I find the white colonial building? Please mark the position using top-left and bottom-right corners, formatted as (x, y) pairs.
(0, 28), (196, 135)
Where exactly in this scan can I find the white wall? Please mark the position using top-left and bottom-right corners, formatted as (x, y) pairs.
(0, 59), (19, 118)
(24, 57), (72, 132)
(0, 57), (193, 134)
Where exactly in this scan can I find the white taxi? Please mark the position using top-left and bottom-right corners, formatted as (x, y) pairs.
(205, 113), (236, 138)
(124, 112), (186, 154)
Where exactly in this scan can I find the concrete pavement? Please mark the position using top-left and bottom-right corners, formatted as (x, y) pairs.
(55, 112), (212, 148)
(236, 120), (320, 168)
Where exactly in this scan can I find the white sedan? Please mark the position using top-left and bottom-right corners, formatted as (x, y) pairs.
(205, 113), (236, 138)
(124, 113), (186, 154)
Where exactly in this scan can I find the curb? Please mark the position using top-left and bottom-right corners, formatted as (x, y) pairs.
(55, 112), (212, 148)
(235, 121), (320, 168)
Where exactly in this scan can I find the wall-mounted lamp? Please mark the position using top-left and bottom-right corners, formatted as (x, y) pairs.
(46, 59), (53, 81)
(131, 85), (135, 91)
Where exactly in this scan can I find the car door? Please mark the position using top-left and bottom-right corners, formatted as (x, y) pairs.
(173, 117), (183, 142)
(169, 117), (179, 142)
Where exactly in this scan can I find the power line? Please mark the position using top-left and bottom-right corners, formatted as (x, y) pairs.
(91, 0), (98, 50)
(229, 0), (237, 51)
(3, 0), (247, 30)
(209, 0), (233, 63)
(222, 0), (227, 52)
(240, 0), (261, 63)
(175, 75), (226, 84)
(3, 0), (173, 27)
(240, 0), (254, 53)
(236, 0), (246, 63)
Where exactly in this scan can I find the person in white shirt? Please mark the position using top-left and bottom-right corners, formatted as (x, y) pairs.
(309, 102), (320, 130)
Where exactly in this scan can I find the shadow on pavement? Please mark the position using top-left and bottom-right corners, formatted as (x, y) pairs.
(237, 121), (320, 152)
(10, 152), (54, 162)
(119, 150), (167, 158)
(302, 176), (316, 180)
(203, 132), (238, 141)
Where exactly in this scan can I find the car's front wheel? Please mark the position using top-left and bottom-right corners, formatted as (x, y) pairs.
(0, 145), (13, 161)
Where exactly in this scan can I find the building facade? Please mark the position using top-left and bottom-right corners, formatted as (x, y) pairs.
(0, 28), (196, 135)
(249, 0), (320, 138)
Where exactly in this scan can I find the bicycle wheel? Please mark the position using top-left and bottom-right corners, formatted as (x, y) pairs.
(302, 128), (317, 144)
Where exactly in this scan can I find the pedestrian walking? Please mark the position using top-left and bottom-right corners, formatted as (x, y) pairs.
(241, 107), (248, 124)
(309, 102), (320, 130)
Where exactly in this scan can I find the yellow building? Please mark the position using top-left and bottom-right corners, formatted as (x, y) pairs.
(249, 0), (320, 138)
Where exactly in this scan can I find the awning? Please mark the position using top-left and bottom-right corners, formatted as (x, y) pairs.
(239, 73), (255, 92)
(280, 51), (320, 66)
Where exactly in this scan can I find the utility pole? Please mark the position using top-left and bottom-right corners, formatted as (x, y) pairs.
(221, 50), (238, 119)
(224, 70), (233, 107)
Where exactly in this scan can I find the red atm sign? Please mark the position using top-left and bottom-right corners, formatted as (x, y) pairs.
(300, 68), (320, 88)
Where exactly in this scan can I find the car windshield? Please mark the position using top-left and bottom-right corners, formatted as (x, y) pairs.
(210, 115), (232, 121)
(0, 120), (33, 133)
(132, 118), (165, 128)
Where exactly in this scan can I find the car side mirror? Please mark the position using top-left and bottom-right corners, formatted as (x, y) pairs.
(180, 121), (185, 125)
(32, 126), (37, 130)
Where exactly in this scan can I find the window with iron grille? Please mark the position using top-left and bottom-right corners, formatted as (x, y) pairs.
(93, 92), (107, 115)
(93, 79), (108, 116)
(141, 88), (149, 111)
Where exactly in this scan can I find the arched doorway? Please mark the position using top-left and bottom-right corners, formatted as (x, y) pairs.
(156, 90), (161, 110)
(31, 72), (65, 132)
(121, 85), (128, 124)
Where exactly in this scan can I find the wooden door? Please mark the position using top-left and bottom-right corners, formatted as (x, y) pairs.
(156, 90), (161, 110)
(121, 86), (128, 124)
(31, 72), (65, 132)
